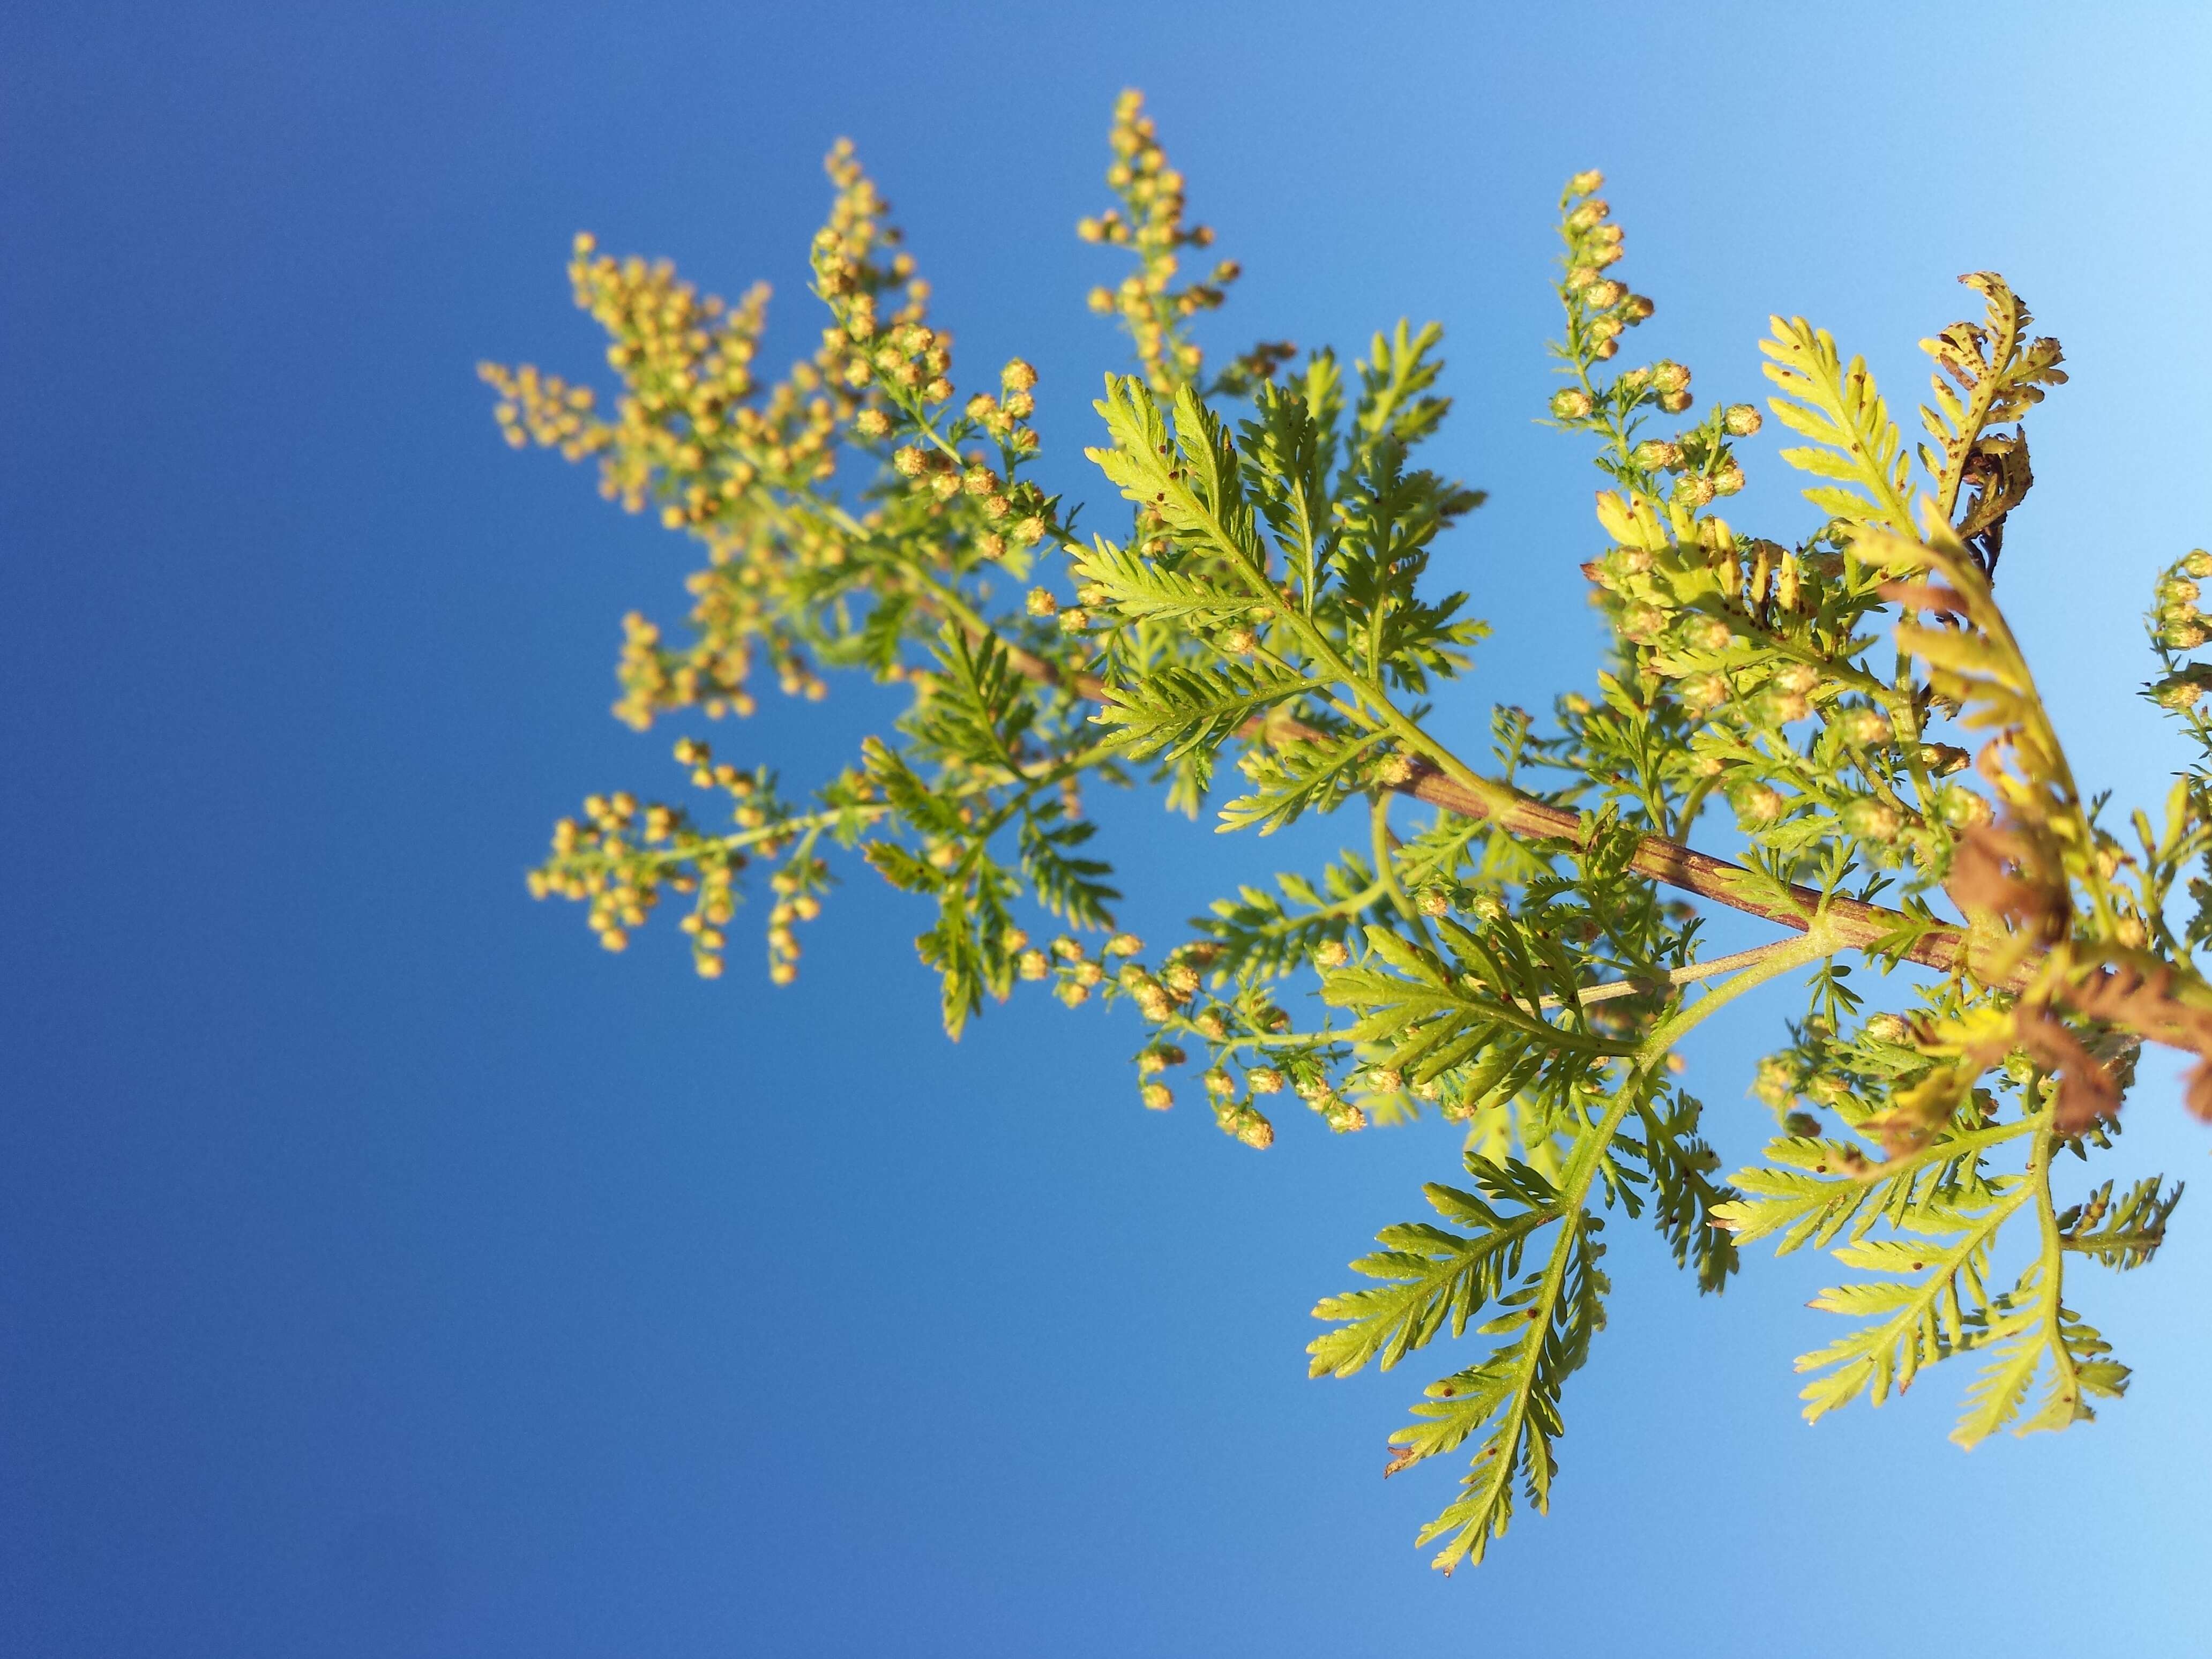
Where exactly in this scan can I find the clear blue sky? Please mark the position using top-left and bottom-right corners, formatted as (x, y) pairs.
(6, 3), (2210, 1653)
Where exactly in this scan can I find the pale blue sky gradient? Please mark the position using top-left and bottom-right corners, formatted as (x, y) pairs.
(6, 3), (2210, 1653)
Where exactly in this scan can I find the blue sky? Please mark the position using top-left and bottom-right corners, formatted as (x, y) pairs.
(6, 2), (2210, 1653)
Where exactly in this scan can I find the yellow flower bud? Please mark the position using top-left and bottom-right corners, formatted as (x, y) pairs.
(1735, 783), (1784, 825)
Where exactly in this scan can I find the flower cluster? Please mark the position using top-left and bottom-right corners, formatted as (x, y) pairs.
(2153, 550), (2212, 659)
(1077, 89), (1291, 398)
(2148, 551), (2212, 745)
(1553, 171), (1646, 365)
(1542, 175), (1763, 515)
(526, 736), (845, 982)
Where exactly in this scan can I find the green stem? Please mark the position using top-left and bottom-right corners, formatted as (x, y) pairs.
(2024, 1111), (2082, 1410)
(1448, 915), (1844, 1546)
(1372, 793), (1429, 937)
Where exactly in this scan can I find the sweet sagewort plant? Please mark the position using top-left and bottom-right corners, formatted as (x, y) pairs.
(483, 92), (2212, 1571)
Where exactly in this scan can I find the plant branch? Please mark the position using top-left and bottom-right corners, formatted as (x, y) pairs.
(947, 604), (2007, 983)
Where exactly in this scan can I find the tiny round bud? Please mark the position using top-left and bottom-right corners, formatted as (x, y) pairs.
(1735, 783), (1784, 825)
(2154, 674), (2207, 711)
(2163, 619), (2211, 651)
(1001, 358), (1038, 392)
(1677, 474), (1716, 507)
(1026, 587), (1059, 617)
(1631, 440), (1682, 472)
(1620, 603), (1664, 641)
(1712, 461), (1746, 496)
(1417, 888), (1451, 918)
(1767, 690), (1811, 723)
(1685, 616), (1733, 652)
(1658, 390), (1694, 415)
(1140, 1081), (1174, 1111)
(1550, 387), (1594, 420)
(1865, 1013), (1910, 1044)
(1653, 361), (1692, 393)
(1105, 933), (1144, 956)
(1585, 280), (1625, 309)
(1753, 1056), (1795, 1108)
(1018, 948), (1049, 980)
(1313, 939), (1350, 970)
(1565, 169), (1605, 197)
(1221, 625), (1257, 654)
(1840, 706), (1893, 745)
(1842, 798), (1903, 843)
(1623, 294), (1655, 322)
(1773, 662), (1819, 696)
(1941, 789), (1993, 827)
(2186, 549), (2212, 579)
(1678, 672), (1727, 715)
(1724, 403), (1763, 437)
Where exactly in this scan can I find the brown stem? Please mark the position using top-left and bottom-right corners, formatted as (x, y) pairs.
(972, 612), (1998, 982)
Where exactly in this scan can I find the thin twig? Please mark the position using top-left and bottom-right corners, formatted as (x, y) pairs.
(1540, 941), (1817, 1009)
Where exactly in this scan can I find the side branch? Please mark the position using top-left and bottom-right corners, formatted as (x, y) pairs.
(969, 607), (1990, 981)
(1387, 757), (1984, 979)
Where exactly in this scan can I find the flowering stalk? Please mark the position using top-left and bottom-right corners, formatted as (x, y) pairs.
(486, 95), (2207, 1572)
